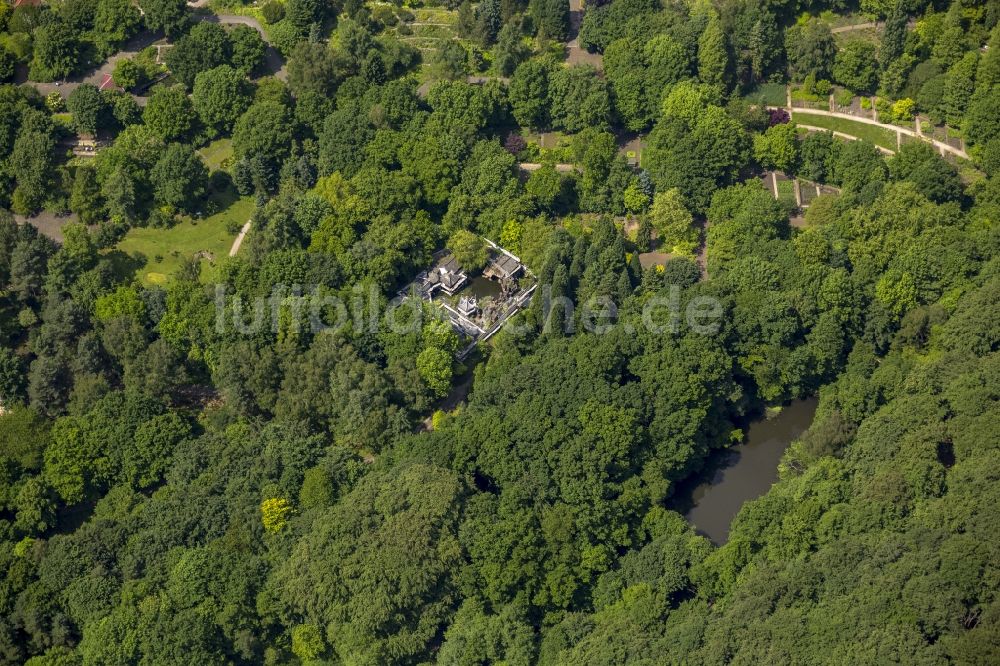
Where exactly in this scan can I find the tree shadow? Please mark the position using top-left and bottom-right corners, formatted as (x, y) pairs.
(204, 177), (240, 214)
(104, 248), (147, 281)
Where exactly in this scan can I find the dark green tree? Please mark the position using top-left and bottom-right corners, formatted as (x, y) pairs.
(69, 165), (104, 225)
(165, 21), (232, 89)
(66, 84), (106, 135)
(140, 0), (188, 37)
(784, 17), (836, 81)
(150, 143), (208, 212)
(142, 85), (197, 141)
(530, 0), (569, 42)
(192, 65), (252, 133)
(29, 21), (80, 81)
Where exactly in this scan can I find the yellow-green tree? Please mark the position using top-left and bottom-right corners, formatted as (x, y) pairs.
(261, 497), (294, 533)
(291, 624), (326, 660)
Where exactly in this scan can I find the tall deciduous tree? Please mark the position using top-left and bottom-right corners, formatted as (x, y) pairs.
(67, 84), (106, 135)
(140, 0), (188, 37)
(70, 165), (104, 225)
(833, 39), (879, 93)
(549, 65), (611, 132)
(509, 58), (555, 129)
(0, 43), (16, 83)
(30, 21), (80, 81)
(165, 21), (232, 89)
(417, 346), (453, 397)
(151, 143), (208, 212)
(753, 123), (800, 173)
(784, 17), (836, 81)
(93, 0), (142, 53)
(228, 24), (267, 75)
(447, 228), (488, 271)
(10, 130), (56, 215)
(232, 101), (295, 164)
(192, 65), (252, 133)
(143, 85), (197, 141)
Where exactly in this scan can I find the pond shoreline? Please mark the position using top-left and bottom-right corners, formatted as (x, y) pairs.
(671, 397), (819, 545)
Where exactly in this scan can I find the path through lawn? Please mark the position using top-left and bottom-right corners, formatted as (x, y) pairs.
(116, 197), (253, 286)
(792, 112), (898, 152)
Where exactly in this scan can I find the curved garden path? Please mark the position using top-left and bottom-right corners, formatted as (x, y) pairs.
(793, 124), (896, 155)
(194, 13), (288, 80)
(773, 104), (968, 159)
(25, 30), (160, 101)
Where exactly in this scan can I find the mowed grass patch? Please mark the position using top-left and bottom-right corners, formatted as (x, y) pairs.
(744, 82), (787, 107)
(793, 112), (898, 151)
(776, 178), (797, 208)
(198, 138), (234, 172)
(116, 196), (253, 286)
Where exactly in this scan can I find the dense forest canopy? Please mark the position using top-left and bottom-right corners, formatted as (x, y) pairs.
(1, 0), (999, 663)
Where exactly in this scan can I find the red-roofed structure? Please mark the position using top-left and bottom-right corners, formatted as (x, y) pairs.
(13, 0), (42, 8)
(98, 73), (122, 92)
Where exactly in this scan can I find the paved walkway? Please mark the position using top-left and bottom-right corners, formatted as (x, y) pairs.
(830, 18), (915, 34)
(774, 103), (968, 159)
(14, 211), (77, 243)
(229, 220), (252, 257)
(565, 0), (603, 69)
(26, 9), (286, 101)
(194, 13), (287, 80)
(417, 75), (508, 99)
(518, 162), (576, 173)
(794, 123), (896, 155)
(25, 30), (162, 100)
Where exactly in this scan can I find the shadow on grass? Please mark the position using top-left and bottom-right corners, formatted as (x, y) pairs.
(204, 177), (240, 215)
(104, 249), (147, 282)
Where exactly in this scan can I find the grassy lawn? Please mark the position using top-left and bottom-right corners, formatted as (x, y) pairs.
(115, 196), (253, 286)
(401, 36), (449, 50)
(410, 7), (457, 24)
(776, 179), (797, 208)
(818, 10), (869, 28)
(409, 23), (455, 39)
(835, 27), (879, 46)
(793, 112), (898, 151)
(744, 82), (787, 107)
(198, 138), (234, 172)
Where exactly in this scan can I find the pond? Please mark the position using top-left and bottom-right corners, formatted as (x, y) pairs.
(465, 275), (501, 300)
(672, 397), (819, 545)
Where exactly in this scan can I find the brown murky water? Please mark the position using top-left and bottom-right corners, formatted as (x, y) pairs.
(678, 398), (819, 545)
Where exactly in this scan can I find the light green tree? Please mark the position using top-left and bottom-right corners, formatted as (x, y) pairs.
(291, 624), (326, 660)
(753, 123), (800, 173)
(650, 188), (698, 255)
(447, 229), (489, 271)
(623, 181), (650, 213)
(417, 347), (453, 398)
